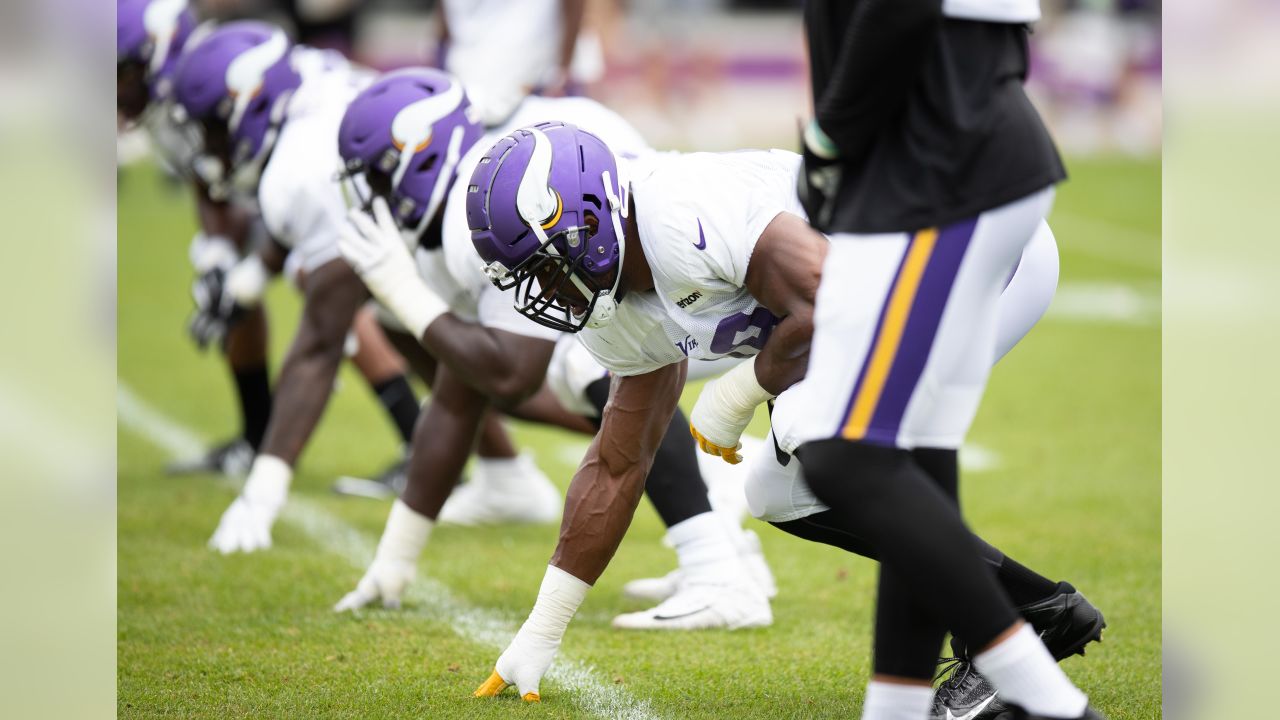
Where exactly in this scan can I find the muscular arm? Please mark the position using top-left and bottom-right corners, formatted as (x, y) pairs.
(552, 361), (687, 583)
(419, 318), (556, 409)
(400, 362), (492, 519)
(259, 259), (368, 464)
(744, 212), (828, 394)
(808, 0), (941, 164)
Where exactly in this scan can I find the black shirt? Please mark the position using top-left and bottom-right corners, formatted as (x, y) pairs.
(806, 0), (1066, 233)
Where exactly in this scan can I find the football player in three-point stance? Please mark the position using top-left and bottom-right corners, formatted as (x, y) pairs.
(463, 122), (1101, 714)
(169, 23), (559, 553)
(330, 68), (775, 629)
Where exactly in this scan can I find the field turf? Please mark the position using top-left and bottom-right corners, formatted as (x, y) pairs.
(117, 155), (1160, 719)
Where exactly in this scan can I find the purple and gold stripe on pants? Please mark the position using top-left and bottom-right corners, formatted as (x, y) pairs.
(839, 218), (979, 445)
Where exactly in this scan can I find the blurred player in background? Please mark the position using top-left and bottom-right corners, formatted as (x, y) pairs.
(118, 0), (271, 476)
(463, 122), (1099, 712)
(435, 0), (604, 125)
(789, 0), (1105, 718)
(169, 22), (557, 554)
(118, 1), (434, 491)
(330, 68), (775, 630)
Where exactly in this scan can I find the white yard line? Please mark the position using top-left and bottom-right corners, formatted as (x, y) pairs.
(117, 381), (662, 720)
(1049, 281), (1161, 327)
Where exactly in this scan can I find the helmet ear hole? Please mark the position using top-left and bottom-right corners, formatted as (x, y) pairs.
(415, 154), (439, 174)
(583, 211), (599, 235)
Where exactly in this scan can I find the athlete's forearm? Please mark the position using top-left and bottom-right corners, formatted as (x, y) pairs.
(753, 311), (813, 396)
(259, 328), (344, 464)
(400, 367), (490, 520)
(260, 263), (367, 463)
(551, 365), (686, 583)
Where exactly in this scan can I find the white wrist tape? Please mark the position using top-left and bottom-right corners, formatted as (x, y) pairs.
(242, 454), (292, 510)
(226, 254), (270, 307)
(363, 257), (448, 339)
(709, 357), (776, 419)
(520, 565), (591, 643)
(189, 233), (239, 273)
(374, 499), (434, 564)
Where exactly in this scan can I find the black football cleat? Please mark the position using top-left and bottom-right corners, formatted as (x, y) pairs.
(931, 658), (1006, 720)
(995, 703), (1108, 720)
(165, 436), (254, 477)
(952, 583), (1106, 661)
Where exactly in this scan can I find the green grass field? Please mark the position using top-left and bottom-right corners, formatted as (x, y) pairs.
(117, 155), (1160, 719)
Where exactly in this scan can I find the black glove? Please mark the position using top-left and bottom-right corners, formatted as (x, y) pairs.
(797, 121), (842, 232)
(187, 267), (242, 350)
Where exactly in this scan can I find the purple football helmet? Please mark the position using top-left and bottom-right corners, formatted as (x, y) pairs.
(116, 0), (196, 116)
(467, 122), (630, 333)
(171, 21), (301, 191)
(337, 68), (482, 240)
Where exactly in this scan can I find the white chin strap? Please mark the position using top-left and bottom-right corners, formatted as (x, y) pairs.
(582, 169), (627, 330)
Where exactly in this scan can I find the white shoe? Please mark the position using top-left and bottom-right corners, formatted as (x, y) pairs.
(621, 528), (777, 602)
(611, 581), (772, 630)
(436, 454), (561, 526)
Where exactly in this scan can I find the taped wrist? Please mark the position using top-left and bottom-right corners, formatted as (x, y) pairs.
(226, 254), (269, 307)
(242, 454), (292, 510)
(374, 499), (434, 564)
(517, 565), (591, 646)
(365, 259), (448, 339)
(705, 358), (776, 424)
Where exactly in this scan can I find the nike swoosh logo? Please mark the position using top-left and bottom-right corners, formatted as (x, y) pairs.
(693, 219), (707, 250)
(945, 694), (997, 720)
(653, 605), (713, 621)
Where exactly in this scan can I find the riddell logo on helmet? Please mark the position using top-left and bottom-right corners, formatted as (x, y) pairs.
(676, 291), (703, 309)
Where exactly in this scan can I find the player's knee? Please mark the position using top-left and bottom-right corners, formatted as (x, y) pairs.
(744, 447), (827, 523)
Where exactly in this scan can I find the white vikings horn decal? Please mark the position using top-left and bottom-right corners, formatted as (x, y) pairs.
(515, 127), (559, 242)
(225, 29), (289, 132)
(143, 0), (187, 75)
(389, 80), (465, 188)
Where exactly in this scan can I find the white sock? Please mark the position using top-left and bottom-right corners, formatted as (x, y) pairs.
(666, 512), (741, 585)
(860, 680), (933, 720)
(974, 624), (1088, 717)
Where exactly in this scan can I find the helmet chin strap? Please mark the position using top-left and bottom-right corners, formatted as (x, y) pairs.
(584, 169), (627, 330)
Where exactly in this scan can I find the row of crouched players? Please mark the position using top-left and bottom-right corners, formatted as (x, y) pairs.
(119, 4), (1105, 719)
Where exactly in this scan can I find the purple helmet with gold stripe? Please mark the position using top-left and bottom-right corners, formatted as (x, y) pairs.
(171, 21), (301, 190)
(337, 68), (482, 239)
(466, 122), (630, 333)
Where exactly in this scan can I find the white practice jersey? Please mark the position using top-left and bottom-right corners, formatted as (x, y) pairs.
(428, 95), (652, 342)
(258, 49), (373, 273)
(578, 150), (806, 377)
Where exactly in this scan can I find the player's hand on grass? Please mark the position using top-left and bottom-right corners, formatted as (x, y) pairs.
(333, 556), (416, 611)
(473, 630), (560, 703)
(208, 456), (290, 554)
(474, 566), (591, 703)
(689, 359), (775, 465)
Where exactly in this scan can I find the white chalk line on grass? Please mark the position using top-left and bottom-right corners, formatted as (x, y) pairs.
(117, 381), (663, 720)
